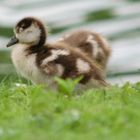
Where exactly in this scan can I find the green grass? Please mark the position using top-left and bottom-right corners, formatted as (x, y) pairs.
(0, 27), (13, 37)
(85, 9), (116, 22)
(0, 77), (140, 140)
(0, 51), (11, 63)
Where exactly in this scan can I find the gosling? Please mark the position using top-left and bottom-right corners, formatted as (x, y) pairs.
(7, 17), (108, 88)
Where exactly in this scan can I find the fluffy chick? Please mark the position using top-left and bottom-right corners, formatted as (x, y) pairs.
(7, 17), (108, 88)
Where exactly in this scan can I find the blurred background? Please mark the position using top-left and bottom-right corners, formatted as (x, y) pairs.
(0, 0), (140, 85)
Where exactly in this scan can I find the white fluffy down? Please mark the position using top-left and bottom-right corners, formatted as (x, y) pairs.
(15, 23), (41, 44)
(76, 58), (90, 73)
(11, 44), (51, 85)
(86, 35), (99, 58)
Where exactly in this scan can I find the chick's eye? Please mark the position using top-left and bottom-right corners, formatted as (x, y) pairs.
(21, 24), (24, 27)
(27, 30), (32, 33)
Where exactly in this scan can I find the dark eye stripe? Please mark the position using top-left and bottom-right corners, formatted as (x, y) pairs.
(16, 18), (32, 30)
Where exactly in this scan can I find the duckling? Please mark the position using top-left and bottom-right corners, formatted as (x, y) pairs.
(7, 17), (108, 88)
(58, 30), (111, 74)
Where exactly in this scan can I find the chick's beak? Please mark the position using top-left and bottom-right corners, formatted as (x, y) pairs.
(7, 36), (19, 47)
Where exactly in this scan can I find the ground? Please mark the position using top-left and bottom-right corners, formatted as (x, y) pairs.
(0, 76), (140, 140)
